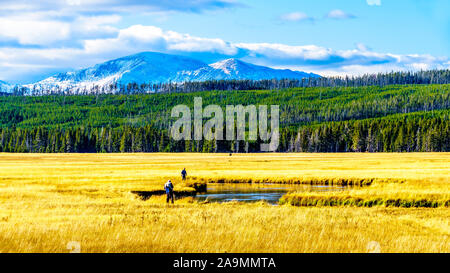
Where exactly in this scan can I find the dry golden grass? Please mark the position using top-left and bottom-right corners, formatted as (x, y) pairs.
(281, 178), (450, 208)
(0, 153), (448, 253)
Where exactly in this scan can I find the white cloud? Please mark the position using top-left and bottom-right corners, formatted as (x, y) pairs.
(280, 12), (313, 22)
(355, 43), (371, 52)
(84, 25), (237, 56)
(119, 25), (166, 44)
(165, 31), (237, 54)
(0, 0), (241, 48)
(367, 0), (381, 6)
(236, 42), (438, 71)
(0, 12), (121, 47)
(73, 15), (121, 38)
(236, 43), (332, 60)
(326, 10), (356, 19)
(282, 10), (355, 23)
(0, 15), (71, 45)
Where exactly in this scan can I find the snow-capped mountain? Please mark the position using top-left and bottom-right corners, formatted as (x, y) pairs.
(0, 80), (12, 93)
(175, 58), (318, 82)
(28, 52), (207, 92)
(25, 52), (320, 94)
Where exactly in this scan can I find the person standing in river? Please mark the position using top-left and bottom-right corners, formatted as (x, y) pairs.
(181, 168), (187, 181)
(164, 180), (174, 204)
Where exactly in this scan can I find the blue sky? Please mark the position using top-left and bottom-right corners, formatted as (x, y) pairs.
(0, 0), (449, 83)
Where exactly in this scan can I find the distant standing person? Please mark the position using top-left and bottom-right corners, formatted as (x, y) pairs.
(181, 168), (187, 181)
(164, 180), (174, 204)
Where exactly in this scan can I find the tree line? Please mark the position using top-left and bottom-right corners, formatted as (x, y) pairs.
(285, 112), (449, 153)
(0, 110), (448, 153)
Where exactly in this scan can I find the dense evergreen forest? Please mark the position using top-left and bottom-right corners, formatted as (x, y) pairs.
(0, 83), (449, 153)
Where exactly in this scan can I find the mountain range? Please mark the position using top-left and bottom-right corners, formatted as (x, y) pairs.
(4, 51), (320, 94)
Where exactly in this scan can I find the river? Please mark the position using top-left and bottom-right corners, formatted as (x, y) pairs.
(195, 183), (347, 204)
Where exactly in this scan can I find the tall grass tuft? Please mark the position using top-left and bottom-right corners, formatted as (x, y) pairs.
(194, 176), (404, 186)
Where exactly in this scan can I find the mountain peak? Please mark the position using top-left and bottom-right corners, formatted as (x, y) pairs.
(210, 59), (244, 74)
(211, 58), (240, 65)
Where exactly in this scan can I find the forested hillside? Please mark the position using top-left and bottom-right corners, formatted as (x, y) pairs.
(0, 84), (448, 153)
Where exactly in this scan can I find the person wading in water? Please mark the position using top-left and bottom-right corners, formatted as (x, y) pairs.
(164, 180), (174, 204)
(181, 168), (187, 181)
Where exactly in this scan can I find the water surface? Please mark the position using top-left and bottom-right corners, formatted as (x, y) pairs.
(195, 183), (346, 204)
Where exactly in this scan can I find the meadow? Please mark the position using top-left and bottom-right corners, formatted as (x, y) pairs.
(0, 153), (448, 253)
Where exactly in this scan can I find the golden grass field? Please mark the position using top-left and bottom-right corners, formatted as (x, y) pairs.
(0, 153), (448, 253)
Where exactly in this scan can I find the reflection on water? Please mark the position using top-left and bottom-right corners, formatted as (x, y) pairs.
(195, 183), (347, 204)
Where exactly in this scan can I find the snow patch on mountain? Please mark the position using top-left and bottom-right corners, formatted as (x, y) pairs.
(210, 59), (238, 75)
(0, 80), (12, 93)
(174, 58), (319, 82)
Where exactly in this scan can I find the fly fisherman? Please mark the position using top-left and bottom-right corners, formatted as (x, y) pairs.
(164, 180), (174, 204)
(181, 168), (187, 181)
